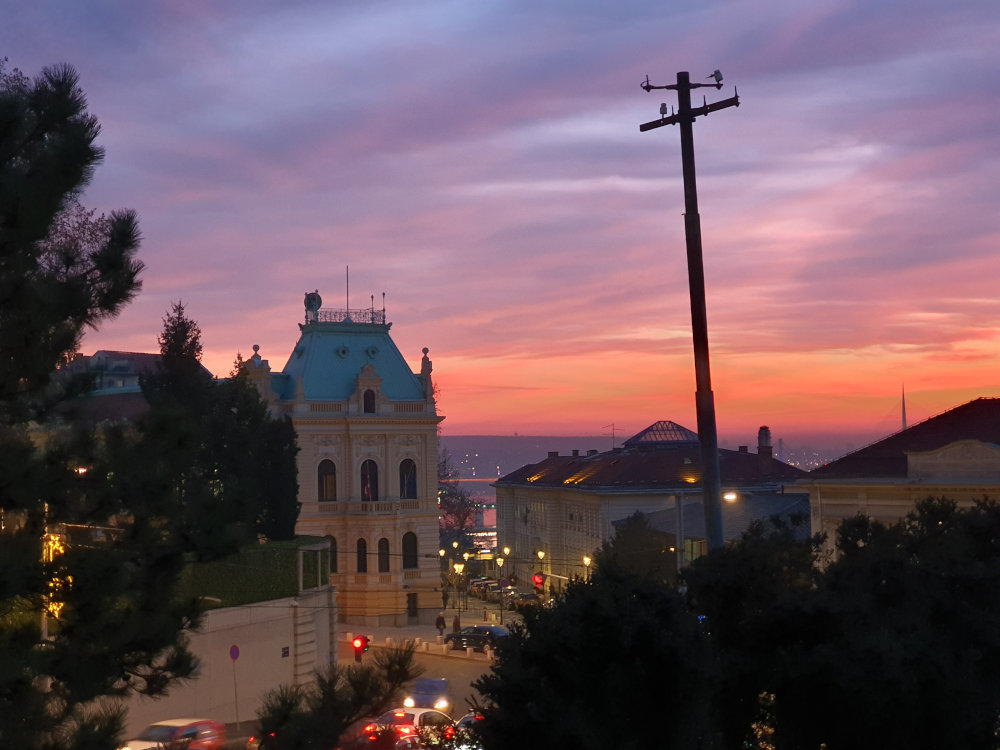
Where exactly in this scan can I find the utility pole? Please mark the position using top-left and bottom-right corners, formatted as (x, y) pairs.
(639, 70), (739, 550)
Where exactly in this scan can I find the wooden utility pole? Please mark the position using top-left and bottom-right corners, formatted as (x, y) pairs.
(639, 70), (739, 551)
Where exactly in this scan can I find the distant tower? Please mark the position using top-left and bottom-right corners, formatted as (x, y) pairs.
(901, 385), (907, 431)
(757, 425), (773, 475)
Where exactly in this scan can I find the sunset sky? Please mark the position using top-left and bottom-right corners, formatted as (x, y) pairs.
(4, 1), (999, 452)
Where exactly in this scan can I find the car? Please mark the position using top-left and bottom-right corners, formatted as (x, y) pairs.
(507, 592), (541, 609)
(402, 676), (451, 712)
(455, 710), (485, 732)
(444, 625), (510, 652)
(363, 707), (455, 746)
(119, 718), (226, 750)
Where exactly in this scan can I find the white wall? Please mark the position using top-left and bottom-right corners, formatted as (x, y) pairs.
(122, 587), (336, 738)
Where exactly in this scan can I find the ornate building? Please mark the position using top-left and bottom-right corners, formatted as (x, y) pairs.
(246, 292), (442, 626)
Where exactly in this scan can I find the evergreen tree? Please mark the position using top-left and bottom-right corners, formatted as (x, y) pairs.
(593, 511), (674, 584)
(473, 560), (714, 750)
(0, 60), (202, 750)
(256, 643), (423, 750)
(141, 305), (299, 552)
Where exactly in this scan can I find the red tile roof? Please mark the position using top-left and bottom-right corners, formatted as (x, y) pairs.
(809, 397), (1000, 479)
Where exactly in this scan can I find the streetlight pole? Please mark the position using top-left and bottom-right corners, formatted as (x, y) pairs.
(639, 70), (739, 551)
(496, 557), (505, 624)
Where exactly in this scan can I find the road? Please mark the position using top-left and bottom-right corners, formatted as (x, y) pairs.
(338, 622), (506, 718)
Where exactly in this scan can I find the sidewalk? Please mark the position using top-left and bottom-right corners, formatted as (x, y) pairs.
(342, 606), (518, 659)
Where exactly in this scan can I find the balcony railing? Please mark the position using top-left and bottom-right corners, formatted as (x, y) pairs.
(306, 307), (386, 325)
(316, 500), (423, 515)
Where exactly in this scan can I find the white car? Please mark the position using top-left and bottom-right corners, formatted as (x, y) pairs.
(119, 718), (226, 750)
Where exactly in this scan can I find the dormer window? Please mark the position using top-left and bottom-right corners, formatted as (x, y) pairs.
(363, 389), (376, 414)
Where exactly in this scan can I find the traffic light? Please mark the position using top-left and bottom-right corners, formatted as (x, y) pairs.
(531, 572), (545, 592)
(352, 635), (369, 662)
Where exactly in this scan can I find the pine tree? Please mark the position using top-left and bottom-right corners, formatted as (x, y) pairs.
(0, 60), (202, 750)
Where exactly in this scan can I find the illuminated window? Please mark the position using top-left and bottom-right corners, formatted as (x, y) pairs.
(361, 460), (379, 501)
(363, 389), (376, 413)
(318, 459), (336, 502)
(399, 459), (417, 499)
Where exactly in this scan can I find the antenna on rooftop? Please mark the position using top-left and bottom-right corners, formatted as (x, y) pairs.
(603, 423), (618, 450)
(901, 384), (907, 431)
(346, 265), (349, 310)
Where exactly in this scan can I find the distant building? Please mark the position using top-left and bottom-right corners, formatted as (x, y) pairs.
(246, 292), (442, 626)
(53, 350), (212, 424)
(494, 421), (807, 591)
(800, 397), (1000, 552)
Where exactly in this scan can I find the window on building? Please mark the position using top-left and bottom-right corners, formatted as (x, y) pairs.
(378, 538), (390, 573)
(317, 459), (336, 502)
(361, 460), (379, 501)
(401, 531), (418, 569)
(363, 389), (376, 413)
(399, 458), (417, 499)
(329, 535), (338, 573)
(356, 538), (368, 573)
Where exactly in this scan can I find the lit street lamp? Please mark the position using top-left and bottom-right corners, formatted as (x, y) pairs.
(496, 557), (506, 624)
(583, 555), (592, 580)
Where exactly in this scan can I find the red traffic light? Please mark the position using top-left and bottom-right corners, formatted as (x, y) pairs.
(531, 572), (545, 590)
(352, 635), (369, 662)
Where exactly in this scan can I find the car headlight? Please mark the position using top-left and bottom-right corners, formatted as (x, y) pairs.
(434, 698), (449, 710)
(403, 697), (415, 708)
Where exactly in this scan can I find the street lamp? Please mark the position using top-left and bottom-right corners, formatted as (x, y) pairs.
(536, 550), (545, 561)
(583, 555), (592, 580)
(453, 562), (466, 611)
(496, 557), (506, 624)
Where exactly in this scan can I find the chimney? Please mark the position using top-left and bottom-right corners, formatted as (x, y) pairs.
(757, 425), (773, 474)
(571, 449), (580, 457)
(547, 451), (558, 458)
(738, 445), (748, 453)
(587, 449), (599, 456)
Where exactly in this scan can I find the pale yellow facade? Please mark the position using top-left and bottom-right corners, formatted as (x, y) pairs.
(247, 299), (443, 627)
(801, 439), (1000, 556)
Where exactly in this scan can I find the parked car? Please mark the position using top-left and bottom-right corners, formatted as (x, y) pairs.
(403, 676), (450, 712)
(444, 625), (510, 652)
(508, 592), (541, 609)
(119, 718), (226, 750)
(365, 707), (455, 745)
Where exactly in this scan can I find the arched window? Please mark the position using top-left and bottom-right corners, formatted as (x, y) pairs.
(317, 459), (336, 502)
(378, 538), (390, 573)
(329, 535), (338, 573)
(361, 460), (379, 502)
(363, 389), (376, 414)
(402, 532), (418, 570)
(399, 458), (417, 499)
(356, 538), (368, 573)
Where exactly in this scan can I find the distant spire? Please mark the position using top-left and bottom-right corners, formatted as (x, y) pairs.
(901, 384), (907, 431)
